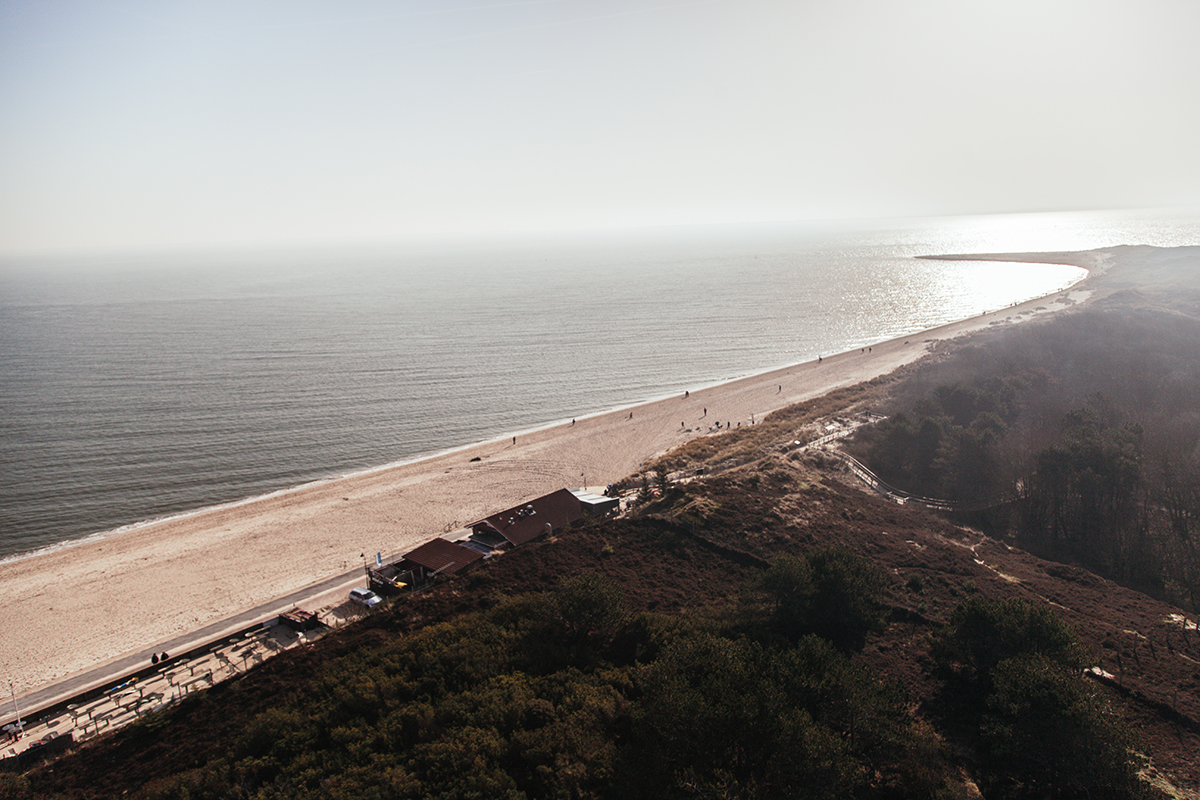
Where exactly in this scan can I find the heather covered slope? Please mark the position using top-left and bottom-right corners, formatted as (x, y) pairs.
(5, 432), (1197, 798)
(9, 245), (1200, 798)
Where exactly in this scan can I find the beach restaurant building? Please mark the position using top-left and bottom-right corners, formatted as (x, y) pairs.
(373, 487), (619, 591)
(466, 487), (614, 549)
(396, 538), (485, 583)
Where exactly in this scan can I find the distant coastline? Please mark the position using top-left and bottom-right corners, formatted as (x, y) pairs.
(0, 220), (1102, 560)
(0, 256), (1093, 569)
(0, 245), (1108, 701)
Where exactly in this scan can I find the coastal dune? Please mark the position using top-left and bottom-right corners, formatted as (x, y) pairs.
(0, 253), (1105, 701)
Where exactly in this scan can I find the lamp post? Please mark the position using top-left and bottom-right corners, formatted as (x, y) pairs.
(8, 681), (23, 739)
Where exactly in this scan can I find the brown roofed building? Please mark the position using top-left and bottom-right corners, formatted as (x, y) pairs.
(470, 488), (586, 547)
(398, 538), (485, 581)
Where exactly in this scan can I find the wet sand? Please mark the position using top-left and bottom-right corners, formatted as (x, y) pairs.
(0, 250), (1107, 698)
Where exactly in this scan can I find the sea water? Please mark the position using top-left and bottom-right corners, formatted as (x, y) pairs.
(1, 209), (1197, 559)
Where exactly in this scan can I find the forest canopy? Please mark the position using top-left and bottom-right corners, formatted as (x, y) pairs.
(849, 305), (1200, 609)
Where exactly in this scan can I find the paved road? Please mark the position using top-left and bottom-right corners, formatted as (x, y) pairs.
(8, 563), (371, 723)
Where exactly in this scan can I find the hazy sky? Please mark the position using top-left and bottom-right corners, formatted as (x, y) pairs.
(2, 0), (1198, 254)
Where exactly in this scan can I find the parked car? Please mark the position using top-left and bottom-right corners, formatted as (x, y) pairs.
(349, 587), (381, 608)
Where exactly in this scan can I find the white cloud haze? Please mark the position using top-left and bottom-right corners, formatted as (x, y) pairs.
(2, 0), (1198, 253)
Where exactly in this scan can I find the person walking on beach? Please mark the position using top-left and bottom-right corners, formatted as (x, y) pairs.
(512, 437), (516, 445)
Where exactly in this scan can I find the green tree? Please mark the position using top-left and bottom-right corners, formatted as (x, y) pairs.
(1022, 407), (1144, 575)
(637, 473), (654, 504)
(932, 599), (1145, 799)
(805, 544), (888, 651)
(555, 571), (628, 646)
(931, 597), (1084, 693)
(981, 654), (1145, 798)
(633, 633), (863, 800)
(759, 545), (886, 651)
(759, 554), (815, 635)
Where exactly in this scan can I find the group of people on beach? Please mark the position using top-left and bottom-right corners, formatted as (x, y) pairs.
(510, 354), (834, 451)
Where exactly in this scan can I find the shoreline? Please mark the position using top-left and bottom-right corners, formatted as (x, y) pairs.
(0, 257), (1093, 569)
(0, 252), (1101, 699)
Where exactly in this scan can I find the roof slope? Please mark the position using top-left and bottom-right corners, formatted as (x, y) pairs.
(402, 538), (484, 574)
(473, 488), (585, 546)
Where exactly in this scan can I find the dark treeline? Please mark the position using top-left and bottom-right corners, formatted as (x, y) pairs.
(1, 553), (1147, 799)
(848, 305), (1200, 609)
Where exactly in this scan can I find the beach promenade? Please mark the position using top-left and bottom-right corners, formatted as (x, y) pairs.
(2, 561), (380, 759)
(0, 250), (1107, 721)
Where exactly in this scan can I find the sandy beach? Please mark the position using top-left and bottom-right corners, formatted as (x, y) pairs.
(0, 251), (1107, 701)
